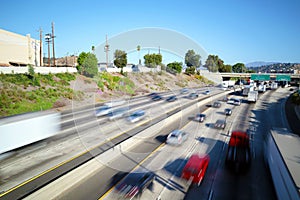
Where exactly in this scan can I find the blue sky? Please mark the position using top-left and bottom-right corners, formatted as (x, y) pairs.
(1, 0), (300, 65)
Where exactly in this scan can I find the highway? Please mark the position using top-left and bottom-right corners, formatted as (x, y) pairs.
(22, 88), (289, 200)
(0, 86), (296, 200)
(0, 87), (224, 199)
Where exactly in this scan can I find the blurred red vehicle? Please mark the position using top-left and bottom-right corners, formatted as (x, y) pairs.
(181, 154), (210, 186)
(225, 131), (251, 172)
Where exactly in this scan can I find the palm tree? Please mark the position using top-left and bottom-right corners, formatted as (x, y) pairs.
(137, 45), (141, 65)
(92, 46), (95, 54)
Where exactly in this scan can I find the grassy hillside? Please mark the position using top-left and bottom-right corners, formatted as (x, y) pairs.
(0, 71), (213, 117)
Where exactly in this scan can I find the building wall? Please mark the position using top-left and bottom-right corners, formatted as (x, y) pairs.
(0, 29), (42, 66)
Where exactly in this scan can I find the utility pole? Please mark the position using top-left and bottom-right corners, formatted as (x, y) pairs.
(38, 27), (42, 66)
(104, 35), (109, 68)
(45, 33), (51, 67)
(51, 22), (56, 67)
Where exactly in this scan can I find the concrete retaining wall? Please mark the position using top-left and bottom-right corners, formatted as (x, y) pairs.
(0, 66), (77, 74)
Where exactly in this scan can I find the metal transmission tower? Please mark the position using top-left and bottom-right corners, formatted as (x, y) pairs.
(104, 35), (110, 69)
(45, 33), (52, 67)
(51, 22), (56, 67)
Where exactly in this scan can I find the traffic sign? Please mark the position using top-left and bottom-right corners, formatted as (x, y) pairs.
(276, 75), (291, 81)
(251, 74), (270, 81)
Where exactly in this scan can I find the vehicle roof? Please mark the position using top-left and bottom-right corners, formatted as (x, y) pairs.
(170, 129), (183, 136)
(185, 154), (209, 167)
(229, 131), (249, 146)
(216, 119), (226, 123)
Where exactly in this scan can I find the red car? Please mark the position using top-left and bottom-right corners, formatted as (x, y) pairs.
(181, 154), (210, 185)
(225, 131), (251, 172)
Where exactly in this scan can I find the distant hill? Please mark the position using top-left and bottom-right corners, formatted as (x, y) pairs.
(246, 61), (279, 68)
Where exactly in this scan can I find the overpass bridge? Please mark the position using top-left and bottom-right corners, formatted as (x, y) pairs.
(219, 73), (300, 84)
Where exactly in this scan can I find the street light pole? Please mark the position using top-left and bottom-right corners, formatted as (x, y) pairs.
(45, 33), (51, 67)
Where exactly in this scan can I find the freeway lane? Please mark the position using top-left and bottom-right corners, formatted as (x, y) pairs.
(24, 90), (234, 200)
(0, 87), (227, 199)
(184, 88), (294, 200)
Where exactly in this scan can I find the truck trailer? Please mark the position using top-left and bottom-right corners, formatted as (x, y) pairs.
(248, 91), (258, 103)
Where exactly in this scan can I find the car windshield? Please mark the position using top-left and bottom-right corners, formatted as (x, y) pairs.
(170, 134), (178, 138)
(131, 111), (144, 117)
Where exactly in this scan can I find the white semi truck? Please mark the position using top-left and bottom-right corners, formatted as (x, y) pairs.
(258, 84), (267, 93)
(271, 82), (278, 90)
(222, 80), (235, 90)
(242, 85), (254, 96)
(248, 91), (258, 103)
(0, 111), (61, 154)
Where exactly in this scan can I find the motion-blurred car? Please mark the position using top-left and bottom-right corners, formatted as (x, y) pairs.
(204, 90), (210, 95)
(166, 95), (177, 102)
(166, 129), (188, 145)
(115, 170), (155, 198)
(213, 101), (222, 108)
(225, 131), (251, 172)
(181, 154), (210, 185)
(188, 93), (199, 99)
(214, 119), (226, 129)
(233, 98), (241, 106)
(224, 108), (232, 116)
(148, 92), (158, 97)
(127, 110), (146, 123)
(107, 107), (129, 120)
(95, 105), (112, 117)
(227, 98), (235, 104)
(195, 114), (206, 122)
(180, 88), (189, 94)
(151, 94), (163, 101)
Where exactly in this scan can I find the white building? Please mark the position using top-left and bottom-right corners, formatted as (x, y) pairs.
(0, 29), (42, 66)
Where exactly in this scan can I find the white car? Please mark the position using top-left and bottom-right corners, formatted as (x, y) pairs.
(127, 110), (146, 123)
(204, 90), (210, 95)
(233, 99), (241, 106)
(95, 105), (112, 117)
(166, 130), (188, 145)
(227, 98), (235, 104)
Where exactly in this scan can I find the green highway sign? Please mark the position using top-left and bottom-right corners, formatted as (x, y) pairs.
(251, 74), (270, 81)
(276, 75), (291, 81)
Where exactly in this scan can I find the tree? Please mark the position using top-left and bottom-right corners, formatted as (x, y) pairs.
(167, 62), (182, 74)
(137, 45), (141, 64)
(82, 53), (98, 77)
(77, 52), (88, 74)
(144, 53), (162, 68)
(185, 66), (196, 75)
(232, 63), (246, 73)
(28, 64), (35, 77)
(204, 55), (222, 72)
(114, 49), (127, 71)
(219, 64), (232, 72)
(185, 50), (201, 68)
